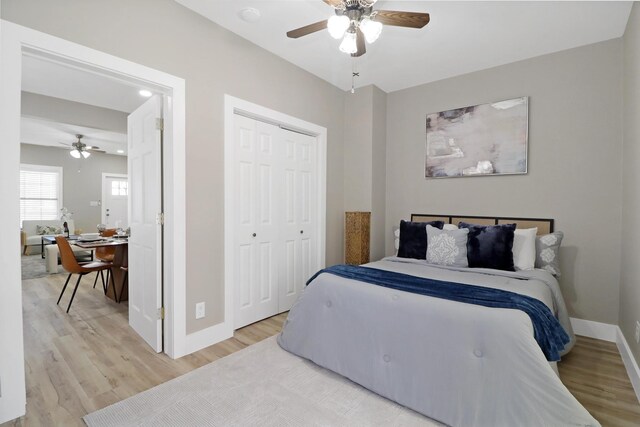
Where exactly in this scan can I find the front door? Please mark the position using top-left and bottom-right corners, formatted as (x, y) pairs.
(128, 95), (163, 352)
(102, 174), (128, 228)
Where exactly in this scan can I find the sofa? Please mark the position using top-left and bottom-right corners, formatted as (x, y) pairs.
(21, 219), (75, 255)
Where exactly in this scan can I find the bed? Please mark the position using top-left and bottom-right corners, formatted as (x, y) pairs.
(278, 214), (600, 427)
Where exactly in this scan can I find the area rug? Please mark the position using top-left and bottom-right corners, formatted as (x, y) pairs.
(21, 254), (60, 279)
(83, 336), (442, 427)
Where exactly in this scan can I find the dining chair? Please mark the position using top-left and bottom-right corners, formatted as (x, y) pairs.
(93, 228), (117, 291)
(55, 236), (114, 313)
(118, 266), (128, 304)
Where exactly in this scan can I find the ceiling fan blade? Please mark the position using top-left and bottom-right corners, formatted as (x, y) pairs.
(287, 20), (328, 39)
(322, 0), (344, 8)
(351, 28), (366, 57)
(374, 10), (430, 29)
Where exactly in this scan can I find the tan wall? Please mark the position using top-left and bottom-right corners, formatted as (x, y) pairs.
(1, 0), (346, 334)
(620, 2), (640, 364)
(20, 143), (127, 233)
(385, 39), (624, 324)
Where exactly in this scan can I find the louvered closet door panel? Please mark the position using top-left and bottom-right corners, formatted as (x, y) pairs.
(279, 129), (317, 311)
(234, 115), (280, 328)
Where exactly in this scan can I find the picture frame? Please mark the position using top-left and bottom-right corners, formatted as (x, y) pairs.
(425, 96), (529, 178)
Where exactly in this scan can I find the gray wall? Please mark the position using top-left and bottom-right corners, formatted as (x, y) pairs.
(22, 91), (128, 133)
(371, 86), (387, 261)
(343, 85), (387, 261)
(1, 0), (346, 334)
(20, 143), (127, 233)
(385, 39), (623, 324)
(620, 3), (640, 363)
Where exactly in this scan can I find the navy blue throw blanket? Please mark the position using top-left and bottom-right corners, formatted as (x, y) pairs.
(307, 265), (570, 362)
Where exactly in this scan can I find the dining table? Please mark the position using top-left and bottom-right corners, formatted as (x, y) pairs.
(74, 238), (128, 302)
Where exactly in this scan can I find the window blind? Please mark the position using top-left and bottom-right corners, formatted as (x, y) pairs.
(20, 166), (62, 225)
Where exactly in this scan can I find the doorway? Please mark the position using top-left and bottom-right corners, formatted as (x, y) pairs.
(1, 21), (187, 422)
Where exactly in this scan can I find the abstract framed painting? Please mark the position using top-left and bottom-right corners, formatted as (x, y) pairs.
(425, 96), (528, 178)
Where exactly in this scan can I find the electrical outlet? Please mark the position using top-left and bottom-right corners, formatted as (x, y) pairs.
(635, 321), (640, 344)
(195, 302), (205, 320)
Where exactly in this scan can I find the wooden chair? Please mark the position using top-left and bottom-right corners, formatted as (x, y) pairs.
(118, 266), (128, 304)
(55, 236), (113, 313)
(93, 228), (117, 291)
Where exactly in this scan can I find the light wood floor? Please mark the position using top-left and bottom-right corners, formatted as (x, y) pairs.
(4, 274), (640, 426)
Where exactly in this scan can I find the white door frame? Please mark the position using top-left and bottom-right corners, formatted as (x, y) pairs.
(224, 95), (327, 332)
(101, 172), (128, 226)
(0, 20), (188, 423)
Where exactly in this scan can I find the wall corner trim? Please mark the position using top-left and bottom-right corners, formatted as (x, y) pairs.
(570, 317), (640, 403)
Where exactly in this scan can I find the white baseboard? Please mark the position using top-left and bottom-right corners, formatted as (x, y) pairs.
(616, 327), (640, 403)
(184, 320), (233, 355)
(570, 317), (640, 403)
(570, 317), (617, 342)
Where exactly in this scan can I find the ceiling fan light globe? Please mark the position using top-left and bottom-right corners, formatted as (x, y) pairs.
(70, 149), (81, 159)
(360, 18), (382, 44)
(81, 151), (91, 159)
(339, 30), (358, 54)
(327, 15), (350, 39)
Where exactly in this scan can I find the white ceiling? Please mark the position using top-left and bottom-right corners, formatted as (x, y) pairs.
(176, 0), (633, 92)
(21, 117), (128, 156)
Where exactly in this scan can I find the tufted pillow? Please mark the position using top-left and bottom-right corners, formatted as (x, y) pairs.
(426, 225), (469, 267)
(36, 225), (62, 235)
(397, 220), (445, 260)
(535, 231), (564, 277)
(459, 222), (516, 271)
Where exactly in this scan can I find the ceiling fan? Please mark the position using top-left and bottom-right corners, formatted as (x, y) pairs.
(59, 134), (104, 159)
(287, 0), (430, 57)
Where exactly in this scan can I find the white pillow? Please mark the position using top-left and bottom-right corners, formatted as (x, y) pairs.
(513, 227), (538, 270)
(394, 228), (400, 251)
(443, 223), (458, 231)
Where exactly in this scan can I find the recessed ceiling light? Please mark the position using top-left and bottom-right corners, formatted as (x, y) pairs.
(238, 7), (260, 23)
(117, 149), (125, 154)
(139, 89), (152, 97)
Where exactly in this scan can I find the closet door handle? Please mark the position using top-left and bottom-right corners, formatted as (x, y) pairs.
(252, 233), (257, 237)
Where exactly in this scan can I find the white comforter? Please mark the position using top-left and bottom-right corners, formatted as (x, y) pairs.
(278, 258), (599, 427)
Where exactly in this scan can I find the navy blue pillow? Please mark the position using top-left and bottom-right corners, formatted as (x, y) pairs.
(397, 220), (445, 260)
(459, 222), (516, 271)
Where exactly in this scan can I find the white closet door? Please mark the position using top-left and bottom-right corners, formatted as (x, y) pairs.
(279, 129), (317, 311)
(234, 115), (280, 329)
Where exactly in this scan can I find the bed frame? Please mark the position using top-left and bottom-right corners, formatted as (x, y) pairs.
(411, 214), (554, 235)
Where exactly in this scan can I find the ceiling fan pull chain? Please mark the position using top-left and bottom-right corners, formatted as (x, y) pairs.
(351, 59), (359, 93)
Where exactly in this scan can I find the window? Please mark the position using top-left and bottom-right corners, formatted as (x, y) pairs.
(111, 180), (128, 196)
(20, 164), (63, 225)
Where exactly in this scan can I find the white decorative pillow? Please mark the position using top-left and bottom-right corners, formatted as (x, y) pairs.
(36, 225), (62, 235)
(512, 227), (538, 270)
(394, 228), (400, 252)
(443, 223), (458, 231)
(426, 225), (469, 267)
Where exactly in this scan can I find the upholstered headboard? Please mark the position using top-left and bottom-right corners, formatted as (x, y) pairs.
(410, 214), (554, 235)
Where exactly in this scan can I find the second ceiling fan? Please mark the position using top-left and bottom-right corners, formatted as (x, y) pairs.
(287, 0), (430, 57)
